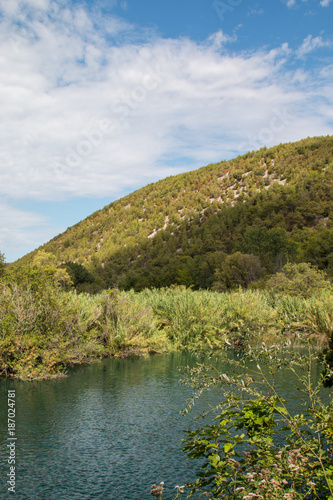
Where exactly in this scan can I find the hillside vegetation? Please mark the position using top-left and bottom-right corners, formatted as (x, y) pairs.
(2, 136), (333, 380)
(3, 138), (333, 499)
(13, 135), (333, 291)
(1, 264), (332, 380)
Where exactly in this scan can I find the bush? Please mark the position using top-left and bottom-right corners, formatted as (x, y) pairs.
(267, 262), (331, 298)
(0, 251), (5, 278)
(213, 252), (263, 291)
(180, 346), (333, 499)
(0, 253), (101, 379)
(0, 281), (97, 379)
(61, 261), (96, 291)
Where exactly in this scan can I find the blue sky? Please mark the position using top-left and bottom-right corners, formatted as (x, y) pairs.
(0, 0), (332, 262)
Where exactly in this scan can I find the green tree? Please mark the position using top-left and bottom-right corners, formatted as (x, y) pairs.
(213, 252), (263, 291)
(304, 230), (333, 272)
(267, 262), (330, 298)
(0, 251), (5, 278)
(62, 261), (95, 287)
(7, 250), (73, 291)
(237, 227), (295, 273)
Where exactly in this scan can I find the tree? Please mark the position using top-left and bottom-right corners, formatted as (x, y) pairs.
(62, 262), (95, 287)
(6, 250), (73, 291)
(0, 251), (5, 278)
(267, 262), (331, 298)
(237, 227), (296, 274)
(304, 230), (333, 272)
(213, 252), (263, 291)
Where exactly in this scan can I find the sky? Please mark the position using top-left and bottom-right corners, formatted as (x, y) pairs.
(0, 0), (332, 262)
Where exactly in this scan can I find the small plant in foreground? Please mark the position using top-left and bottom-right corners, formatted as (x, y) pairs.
(151, 482), (165, 498)
(180, 343), (333, 499)
(150, 482), (187, 499)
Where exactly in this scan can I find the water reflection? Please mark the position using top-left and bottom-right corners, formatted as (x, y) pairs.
(0, 352), (330, 500)
(0, 353), (209, 500)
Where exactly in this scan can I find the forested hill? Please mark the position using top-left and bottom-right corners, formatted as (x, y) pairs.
(14, 135), (333, 291)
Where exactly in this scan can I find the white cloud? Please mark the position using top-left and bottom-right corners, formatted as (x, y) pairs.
(283, 0), (332, 7)
(0, 202), (54, 262)
(0, 0), (49, 16)
(296, 34), (331, 57)
(0, 0), (333, 259)
(206, 30), (236, 49)
(247, 8), (264, 15)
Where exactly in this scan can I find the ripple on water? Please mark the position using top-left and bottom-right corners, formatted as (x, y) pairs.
(0, 352), (330, 500)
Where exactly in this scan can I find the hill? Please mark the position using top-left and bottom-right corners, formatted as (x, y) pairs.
(13, 135), (333, 291)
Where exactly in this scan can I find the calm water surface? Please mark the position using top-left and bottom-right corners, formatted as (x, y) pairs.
(0, 353), (219, 500)
(0, 352), (330, 500)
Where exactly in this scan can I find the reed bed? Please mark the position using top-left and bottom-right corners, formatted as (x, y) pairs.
(0, 284), (331, 379)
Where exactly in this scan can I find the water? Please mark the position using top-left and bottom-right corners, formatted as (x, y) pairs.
(0, 352), (331, 500)
(0, 353), (219, 500)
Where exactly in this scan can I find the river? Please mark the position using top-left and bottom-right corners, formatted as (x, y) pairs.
(0, 351), (331, 499)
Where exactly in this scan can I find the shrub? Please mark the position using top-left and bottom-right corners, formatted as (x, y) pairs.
(267, 263), (331, 298)
(213, 252), (263, 291)
(180, 346), (333, 499)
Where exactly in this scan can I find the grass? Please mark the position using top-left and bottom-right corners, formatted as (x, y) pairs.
(0, 285), (331, 380)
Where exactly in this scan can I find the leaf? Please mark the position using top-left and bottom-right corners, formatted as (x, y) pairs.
(209, 453), (221, 466)
(223, 442), (234, 454)
(276, 406), (288, 415)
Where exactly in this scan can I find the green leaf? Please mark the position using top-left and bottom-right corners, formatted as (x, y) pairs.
(223, 442), (234, 454)
(276, 406), (288, 415)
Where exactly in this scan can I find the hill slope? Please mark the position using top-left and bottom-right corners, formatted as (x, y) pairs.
(14, 135), (333, 291)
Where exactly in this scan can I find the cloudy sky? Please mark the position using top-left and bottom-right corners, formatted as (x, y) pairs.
(0, 0), (332, 262)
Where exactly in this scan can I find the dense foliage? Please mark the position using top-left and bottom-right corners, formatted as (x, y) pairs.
(11, 135), (333, 292)
(2, 137), (333, 500)
(177, 346), (333, 499)
(2, 135), (333, 381)
(1, 260), (333, 500)
(1, 251), (333, 380)
(0, 251), (5, 278)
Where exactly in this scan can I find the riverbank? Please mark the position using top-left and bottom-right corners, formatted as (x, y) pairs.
(0, 284), (332, 381)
